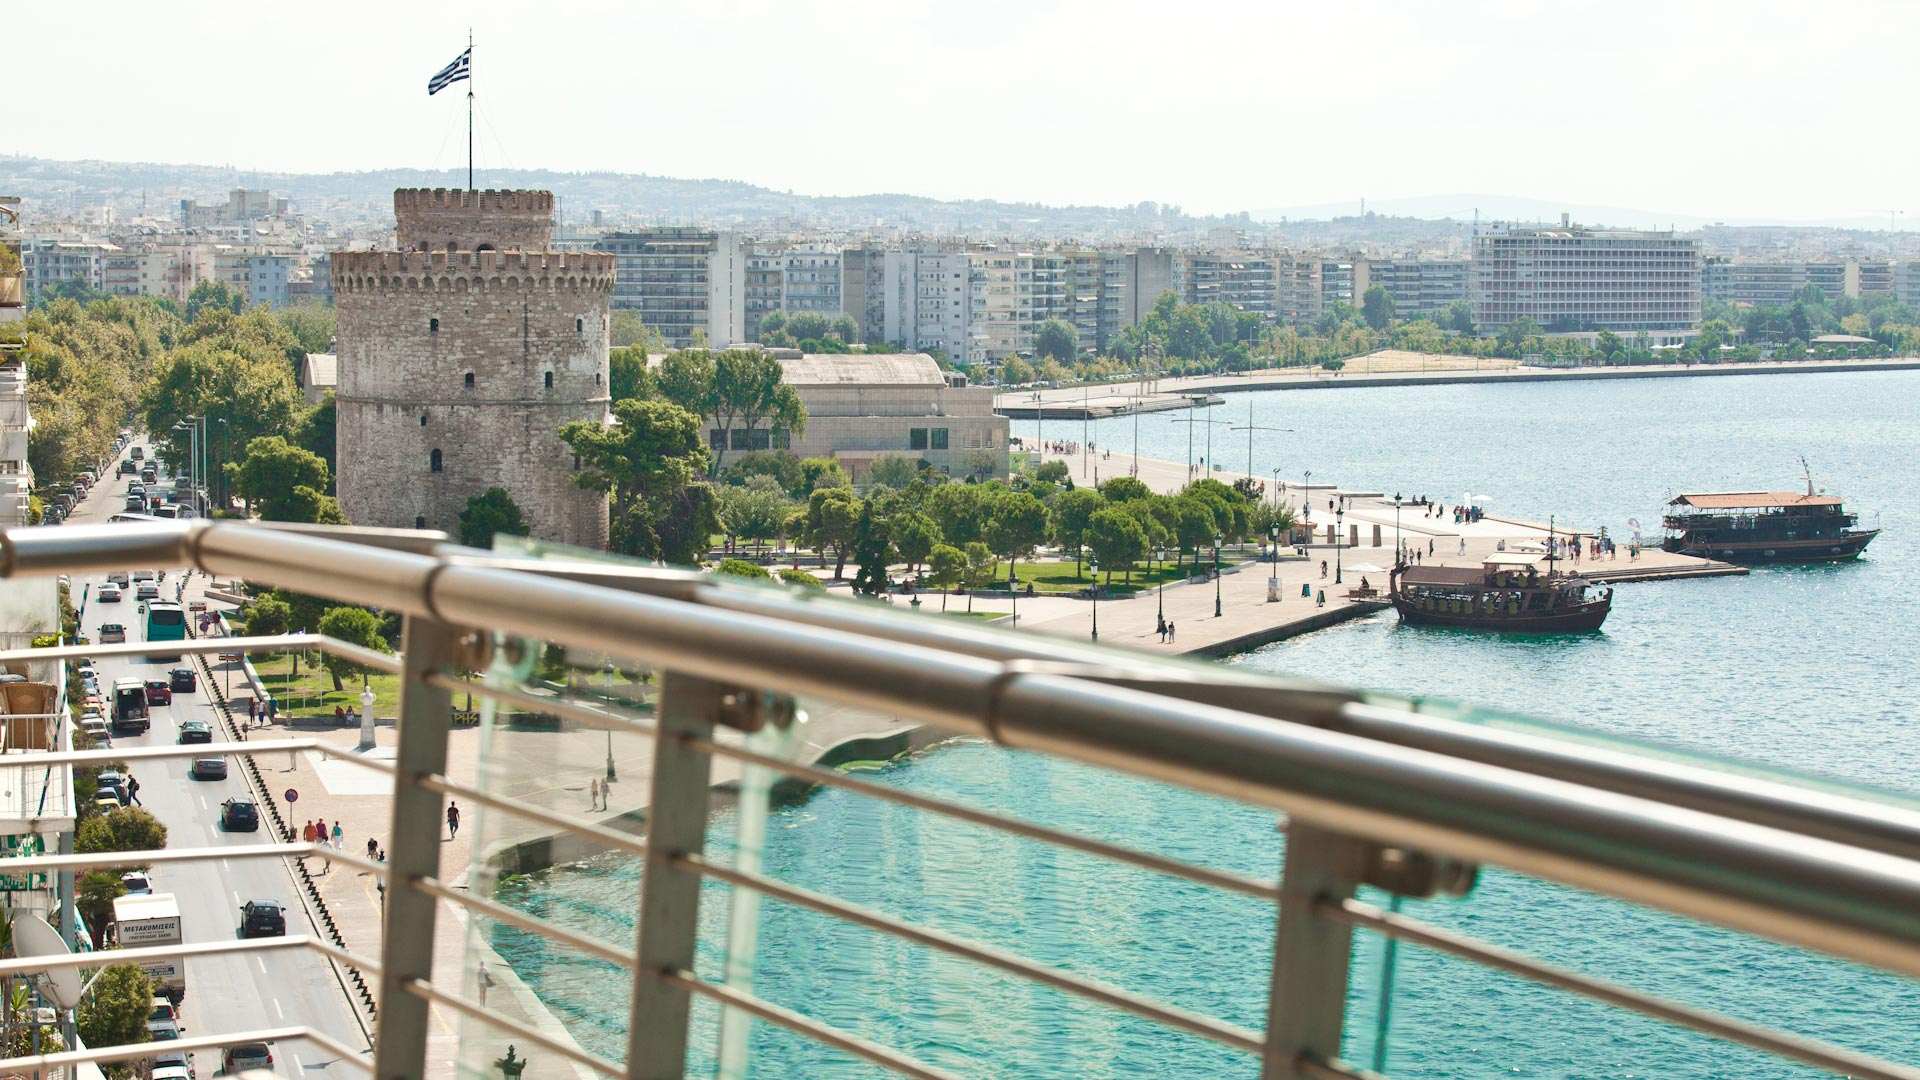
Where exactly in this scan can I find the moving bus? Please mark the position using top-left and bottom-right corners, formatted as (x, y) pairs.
(111, 678), (150, 734)
(144, 600), (187, 661)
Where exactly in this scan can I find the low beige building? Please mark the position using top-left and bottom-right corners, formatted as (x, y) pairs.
(708, 351), (1008, 482)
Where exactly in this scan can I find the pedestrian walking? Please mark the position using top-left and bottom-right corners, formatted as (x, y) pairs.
(303, 820), (315, 844)
(315, 818), (328, 851)
(447, 802), (461, 839)
(1167, 621), (1176, 643)
(477, 961), (495, 1007)
(126, 775), (140, 805)
(247, 697), (257, 725)
(331, 821), (344, 850)
(366, 836), (378, 860)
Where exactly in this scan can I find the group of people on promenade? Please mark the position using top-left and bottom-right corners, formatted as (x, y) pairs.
(1155, 616), (1177, 643)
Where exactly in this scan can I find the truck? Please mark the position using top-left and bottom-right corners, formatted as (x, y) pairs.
(111, 677), (150, 734)
(111, 893), (185, 1002)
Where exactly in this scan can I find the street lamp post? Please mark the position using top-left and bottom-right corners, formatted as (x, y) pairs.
(1031, 391), (1044, 464)
(214, 418), (229, 512)
(603, 661), (618, 782)
(1088, 554), (1099, 641)
(1213, 534), (1223, 617)
(1155, 544), (1167, 630)
(1335, 506), (1345, 585)
(1395, 498), (1403, 567)
(1303, 469), (1312, 522)
(1230, 397), (1293, 489)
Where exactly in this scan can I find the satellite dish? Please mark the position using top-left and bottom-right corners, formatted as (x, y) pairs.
(13, 913), (83, 1010)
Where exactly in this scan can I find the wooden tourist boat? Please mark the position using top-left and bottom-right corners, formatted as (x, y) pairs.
(1662, 465), (1878, 564)
(1390, 552), (1612, 633)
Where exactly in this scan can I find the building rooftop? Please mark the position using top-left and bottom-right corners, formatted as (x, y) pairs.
(1669, 491), (1845, 509)
(777, 352), (945, 387)
(1811, 334), (1876, 345)
(300, 353), (338, 390)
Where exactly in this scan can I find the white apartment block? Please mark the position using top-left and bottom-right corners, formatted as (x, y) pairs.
(1473, 221), (1700, 332)
(1703, 258), (1895, 307)
(881, 249), (971, 361)
(1351, 257), (1471, 318)
(967, 250), (1069, 363)
(21, 239), (115, 303)
(597, 228), (747, 348)
(0, 356), (33, 527)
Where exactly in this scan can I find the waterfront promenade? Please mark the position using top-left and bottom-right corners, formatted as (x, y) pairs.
(995, 356), (1920, 418)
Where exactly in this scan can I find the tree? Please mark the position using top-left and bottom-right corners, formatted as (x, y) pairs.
(1032, 460), (1071, 484)
(1443, 300), (1476, 334)
(277, 302), (336, 354)
(715, 558), (770, 580)
(724, 451), (804, 495)
(458, 487), (531, 549)
(962, 541), (997, 613)
(986, 490), (1049, 586)
(849, 501), (895, 596)
(999, 356), (1036, 385)
(715, 475), (791, 555)
(76, 807), (167, 865)
(609, 346), (654, 403)
(1086, 506), (1149, 584)
(866, 454), (922, 489)
(655, 349), (716, 416)
(1050, 487), (1103, 575)
(778, 567), (825, 590)
(245, 595), (292, 638)
(77, 966), (154, 1059)
(225, 435), (330, 522)
(1098, 476), (1153, 503)
(610, 311), (667, 351)
(892, 512), (941, 574)
(804, 487), (862, 579)
(77, 871), (127, 949)
(926, 544), (967, 611)
(1035, 319), (1078, 362)
(143, 331), (306, 501)
(1361, 286), (1396, 330)
(316, 606), (391, 691)
(560, 397), (710, 560)
(1172, 497), (1218, 569)
(186, 280), (245, 320)
(294, 394), (337, 486)
(798, 456), (849, 495)
(710, 348), (806, 475)
(925, 482), (991, 546)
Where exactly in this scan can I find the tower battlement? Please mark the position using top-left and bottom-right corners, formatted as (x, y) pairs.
(393, 187), (554, 252)
(331, 250), (614, 292)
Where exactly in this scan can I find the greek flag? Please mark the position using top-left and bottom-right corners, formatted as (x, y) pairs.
(428, 48), (471, 95)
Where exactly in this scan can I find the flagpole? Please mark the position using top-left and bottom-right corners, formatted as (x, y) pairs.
(466, 29), (474, 191)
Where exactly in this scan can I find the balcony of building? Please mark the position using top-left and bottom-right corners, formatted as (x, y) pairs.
(0, 520), (1915, 1078)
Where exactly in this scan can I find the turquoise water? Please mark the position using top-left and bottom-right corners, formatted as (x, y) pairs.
(494, 371), (1920, 1076)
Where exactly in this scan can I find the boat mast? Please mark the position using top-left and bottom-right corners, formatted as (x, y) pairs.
(1801, 454), (1814, 497)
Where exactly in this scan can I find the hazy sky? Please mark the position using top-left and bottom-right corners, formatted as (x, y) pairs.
(13, 1), (1916, 219)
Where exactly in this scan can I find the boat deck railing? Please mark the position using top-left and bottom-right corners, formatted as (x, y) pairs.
(1, 518), (1918, 1078)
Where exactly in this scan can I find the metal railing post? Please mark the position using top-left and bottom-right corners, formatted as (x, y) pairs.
(625, 672), (723, 1078)
(371, 616), (459, 1080)
(1262, 823), (1366, 1079)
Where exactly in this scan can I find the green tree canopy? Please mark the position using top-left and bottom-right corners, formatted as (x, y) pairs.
(226, 436), (331, 521)
(1098, 476), (1152, 503)
(560, 397), (711, 561)
(715, 558), (770, 580)
(609, 346), (654, 403)
(458, 487), (531, 549)
(76, 807), (167, 867)
(986, 490), (1049, 584)
(998, 356), (1035, 384)
(804, 487), (862, 579)
(316, 606), (392, 691)
(925, 482), (992, 546)
(891, 511), (941, 574)
(865, 454), (922, 489)
(711, 348), (806, 475)
(715, 475), (791, 553)
(77, 965), (154, 1058)
(1362, 285), (1396, 330)
(926, 543), (967, 611)
(1049, 487), (1103, 574)
(245, 595), (293, 638)
(1034, 319), (1078, 362)
(1086, 506), (1149, 583)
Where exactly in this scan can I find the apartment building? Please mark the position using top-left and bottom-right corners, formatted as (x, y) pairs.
(1473, 221), (1700, 332)
(0, 356), (32, 528)
(1095, 247), (1176, 346)
(840, 246), (887, 343)
(180, 188), (288, 228)
(781, 246), (842, 317)
(968, 250), (1069, 363)
(0, 197), (21, 325)
(596, 228), (747, 348)
(745, 245), (784, 338)
(1703, 258), (1895, 307)
(1350, 257), (1470, 318)
(881, 248), (971, 360)
(1177, 251), (1278, 320)
(21, 239), (115, 303)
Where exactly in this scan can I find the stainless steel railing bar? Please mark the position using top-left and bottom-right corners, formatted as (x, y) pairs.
(677, 852), (1265, 1054)
(0, 1024), (369, 1074)
(663, 969), (964, 1080)
(0, 933), (315, 976)
(21, 737), (320, 767)
(412, 772), (651, 861)
(0, 631), (402, 672)
(1, 840), (321, 874)
(684, 732), (1279, 900)
(423, 669), (659, 736)
(413, 875), (637, 969)
(1339, 701), (1920, 863)
(401, 976), (626, 1078)
(1323, 897), (1920, 1080)
(13, 522), (1920, 982)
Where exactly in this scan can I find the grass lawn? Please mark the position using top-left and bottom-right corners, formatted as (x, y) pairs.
(253, 653), (401, 719)
(1002, 554), (1253, 596)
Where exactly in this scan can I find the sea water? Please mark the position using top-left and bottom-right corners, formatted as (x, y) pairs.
(494, 370), (1920, 1077)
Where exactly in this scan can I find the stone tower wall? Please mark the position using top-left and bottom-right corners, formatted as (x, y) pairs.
(393, 188), (555, 252)
(331, 250), (613, 546)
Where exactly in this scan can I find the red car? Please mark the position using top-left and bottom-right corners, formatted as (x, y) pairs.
(143, 679), (172, 706)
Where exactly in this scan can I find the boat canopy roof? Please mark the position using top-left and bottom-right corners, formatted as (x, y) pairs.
(1668, 491), (1843, 510)
(1397, 566), (1495, 587)
(1483, 553), (1543, 568)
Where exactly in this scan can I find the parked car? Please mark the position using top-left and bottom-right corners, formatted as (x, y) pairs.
(99, 623), (126, 643)
(169, 667), (197, 693)
(238, 899), (285, 937)
(222, 1042), (273, 1072)
(98, 585), (122, 603)
(190, 757), (227, 780)
(147, 1017), (182, 1043)
(144, 679), (172, 706)
(148, 1049), (193, 1079)
(80, 717), (111, 745)
(177, 719), (212, 744)
(105, 572), (128, 587)
(220, 798), (258, 830)
(96, 770), (128, 803)
(92, 793), (123, 814)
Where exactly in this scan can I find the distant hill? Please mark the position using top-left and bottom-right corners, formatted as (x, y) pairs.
(1255, 193), (1897, 232)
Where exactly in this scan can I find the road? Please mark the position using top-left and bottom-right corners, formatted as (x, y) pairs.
(66, 444), (370, 1076)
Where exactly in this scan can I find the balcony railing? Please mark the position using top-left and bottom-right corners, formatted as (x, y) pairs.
(1, 518), (1919, 1078)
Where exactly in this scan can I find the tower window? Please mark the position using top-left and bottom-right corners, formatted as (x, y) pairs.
(595, 372), (603, 386)
(544, 370), (555, 390)
(415, 516), (427, 529)
(420, 413), (428, 426)
(430, 448), (443, 473)
(463, 372), (475, 389)
(430, 317), (440, 334)
(576, 317), (584, 334)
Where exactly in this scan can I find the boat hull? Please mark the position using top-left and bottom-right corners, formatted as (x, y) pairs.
(1392, 596), (1611, 633)
(1663, 529), (1878, 564)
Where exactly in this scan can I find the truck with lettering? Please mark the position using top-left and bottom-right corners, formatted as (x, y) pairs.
(111, 893), (185, 1002)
